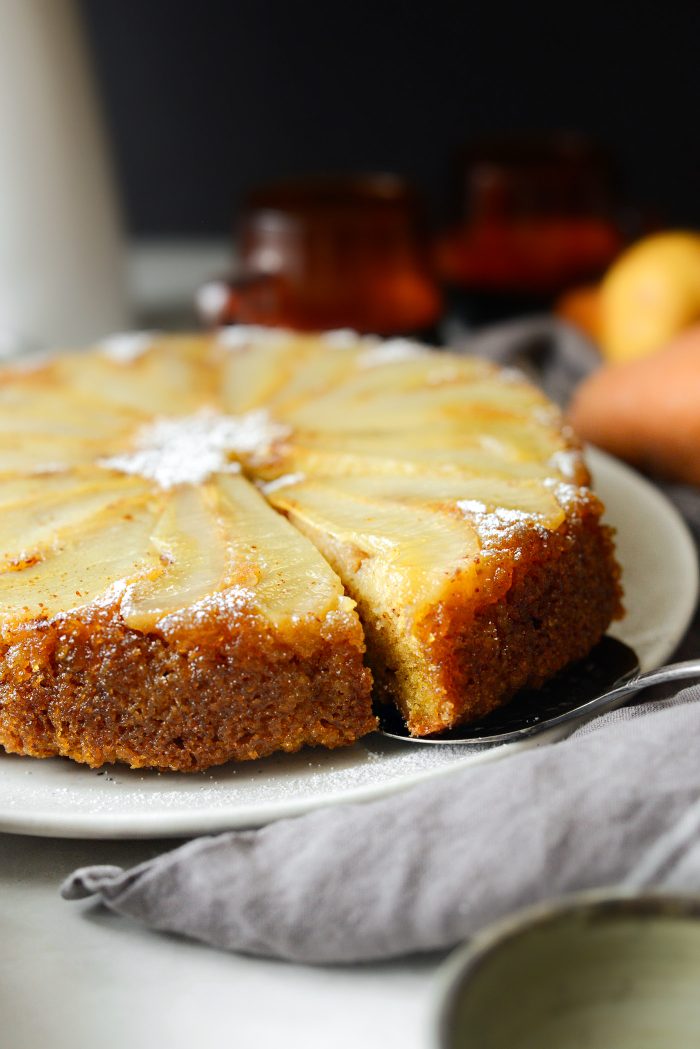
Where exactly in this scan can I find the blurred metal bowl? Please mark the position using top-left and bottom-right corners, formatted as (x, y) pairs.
(433, 892), (700, 1048)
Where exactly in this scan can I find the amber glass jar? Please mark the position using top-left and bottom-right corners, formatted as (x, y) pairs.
(200, 174), (442, 336)
(435, 134), (624, 325)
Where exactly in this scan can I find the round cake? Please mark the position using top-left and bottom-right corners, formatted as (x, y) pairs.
(0, 328), (622, 771)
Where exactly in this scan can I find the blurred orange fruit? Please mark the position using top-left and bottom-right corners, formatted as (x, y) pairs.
(569, 323), (700, 485)
(555, 283), (603, 342)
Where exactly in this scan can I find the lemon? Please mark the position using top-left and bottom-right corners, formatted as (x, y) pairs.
(600, 231), (700, 362)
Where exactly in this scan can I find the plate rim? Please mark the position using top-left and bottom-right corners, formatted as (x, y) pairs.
(0, 447), (697, 839)
(588, 446), (699, 672)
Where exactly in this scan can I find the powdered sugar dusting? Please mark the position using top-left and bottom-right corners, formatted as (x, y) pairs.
(261, 472), (306, 494)
(133, 585), (258, 630)
(0, 731), (501, 828)
(31, 462), (71, 474)
(357, 338), (430, 368)
(457, 499), (490, 515)
(457, 499), (547, 549)
(99, 409), (291, 488)
(548, 448), (584, 481)
(544, 477), (590, 511)
(321, 329), (378, 350)
(49, 578), (130, 622)
(99, 331), (159, 364)
(533, 406), (561, 427)
(91, 577), (129, 610)
(217, 326), (290, 350)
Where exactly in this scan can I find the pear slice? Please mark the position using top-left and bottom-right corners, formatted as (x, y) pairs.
(268, 480), (481, 616)
(271, 436), (564, 483)
(0, 434), (114, 473)
(0, 476), (152, 570)
(0, 384), (138, 441)
(214, 474), (347, 624)
(120, 484), (231, 630)
(288, 410), (568, 464)
(265, 344), (360, 412)
(0, 378), (141, 472)
(122, 474), (353, 632)
(0, 473), (85, 508)
(0, 497), (162, 625)
(0, 469), (139, 509)
(302, 351), (491, 402)
(283, 374), (549, 433)
(318, 474), (566, 529)
(218, 337), (317, 413)
(52, 338), (214, 415)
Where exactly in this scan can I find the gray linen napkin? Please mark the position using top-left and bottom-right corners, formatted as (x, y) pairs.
(63, 688), (700, 964)
(62, 318), (700, 963)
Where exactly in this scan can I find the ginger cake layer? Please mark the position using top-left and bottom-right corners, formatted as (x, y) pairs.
(0, 329), (622, 768)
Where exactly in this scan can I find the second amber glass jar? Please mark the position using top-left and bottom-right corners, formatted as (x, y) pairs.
(436, 134), (624, 324)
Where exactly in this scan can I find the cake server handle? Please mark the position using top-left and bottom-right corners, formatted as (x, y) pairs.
(605, 658), (700, 701)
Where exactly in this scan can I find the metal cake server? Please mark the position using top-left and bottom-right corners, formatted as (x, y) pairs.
(377, 636), (700, 746)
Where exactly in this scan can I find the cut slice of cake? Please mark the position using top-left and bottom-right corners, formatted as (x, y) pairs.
(266, 471), (621, 735)
(0, 329), (621, 768)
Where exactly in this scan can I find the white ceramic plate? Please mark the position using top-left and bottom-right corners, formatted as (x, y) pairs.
(0, 448), (696, 839)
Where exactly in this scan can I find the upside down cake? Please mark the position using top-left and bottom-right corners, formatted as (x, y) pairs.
(0, 328), (622, 771)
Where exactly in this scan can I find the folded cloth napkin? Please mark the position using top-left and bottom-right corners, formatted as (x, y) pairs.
(63, 687), (700, 964)
(62, 317), (700, 964)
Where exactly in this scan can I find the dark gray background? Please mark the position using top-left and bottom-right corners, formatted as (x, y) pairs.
(79, 0), (700, 236)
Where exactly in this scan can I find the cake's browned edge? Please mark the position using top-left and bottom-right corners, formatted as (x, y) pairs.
(369, 498), (624, 735)
(0, 602), (375, 772)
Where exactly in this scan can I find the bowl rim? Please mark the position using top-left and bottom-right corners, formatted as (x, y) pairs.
(432, 888), (700, 1049)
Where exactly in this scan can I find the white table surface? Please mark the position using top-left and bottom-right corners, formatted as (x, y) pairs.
(0, 830), (445, 1049)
